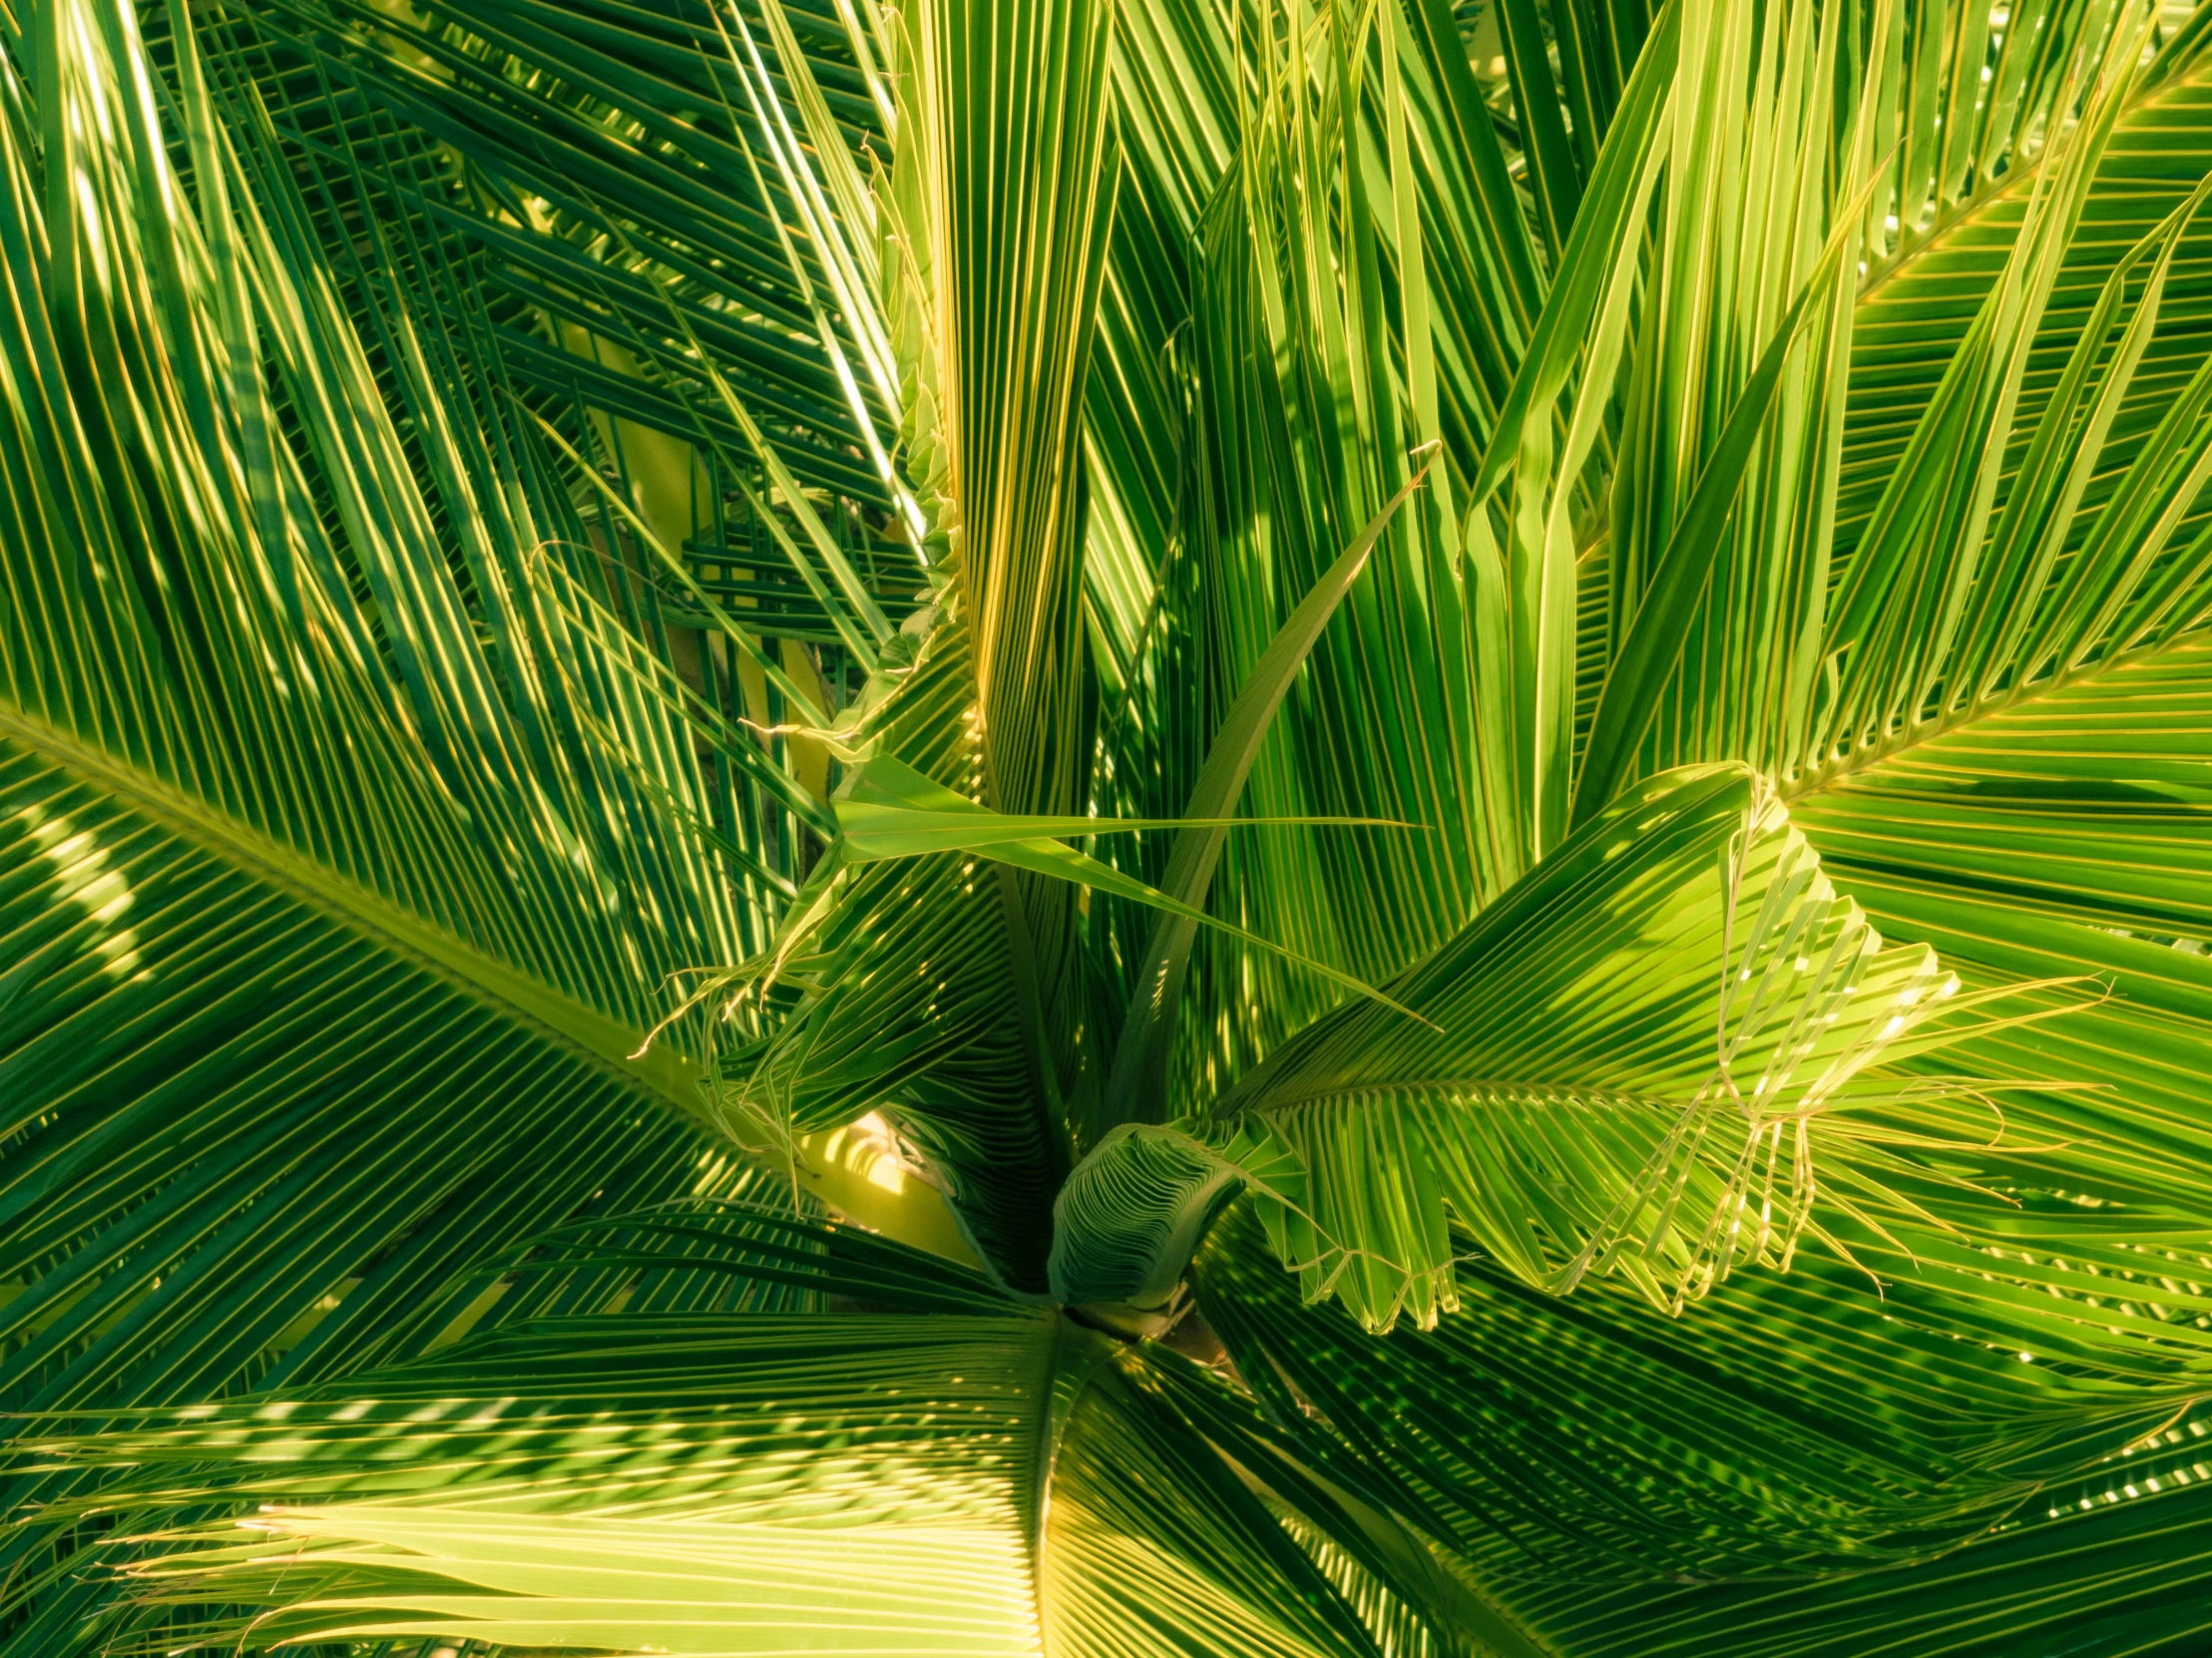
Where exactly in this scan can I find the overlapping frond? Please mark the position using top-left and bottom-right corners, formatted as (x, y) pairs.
(1191, 1192), (2212, 1645)
(1056, 764), (1991, 1331)
(8, 1206), (1435, 1658)
(0, 0), (753, 1436)
(0, 11), (969, 1651)
(12, 0), (2212, 1653)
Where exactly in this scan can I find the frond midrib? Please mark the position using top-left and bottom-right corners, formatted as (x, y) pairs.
(0, 697), (985, 1255)
(0, 701), (719, 1129)
(1854, 51), (2212, 311)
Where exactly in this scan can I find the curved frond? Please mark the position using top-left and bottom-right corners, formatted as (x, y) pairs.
(1056, 765), (1980, 1332)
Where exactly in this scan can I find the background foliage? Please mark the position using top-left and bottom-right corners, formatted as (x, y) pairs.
(6, 0), (2212, 1653)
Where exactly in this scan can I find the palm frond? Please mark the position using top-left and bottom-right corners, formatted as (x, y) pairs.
(11, 1207), (1419, 1658)
(13, 0), (2212, 1653)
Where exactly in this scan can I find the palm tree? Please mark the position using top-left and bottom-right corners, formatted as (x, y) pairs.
(6, 0), (2212, 1651)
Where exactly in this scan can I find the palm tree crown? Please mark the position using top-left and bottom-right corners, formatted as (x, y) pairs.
(7, 0), (2212, 1653)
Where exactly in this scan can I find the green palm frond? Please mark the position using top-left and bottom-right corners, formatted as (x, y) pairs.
(1058, 762), (2010, 1333)
(12, 0), (2212, 1654)
(11, 1210), (1409, 1657)
(0, 0), (750, 1427)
